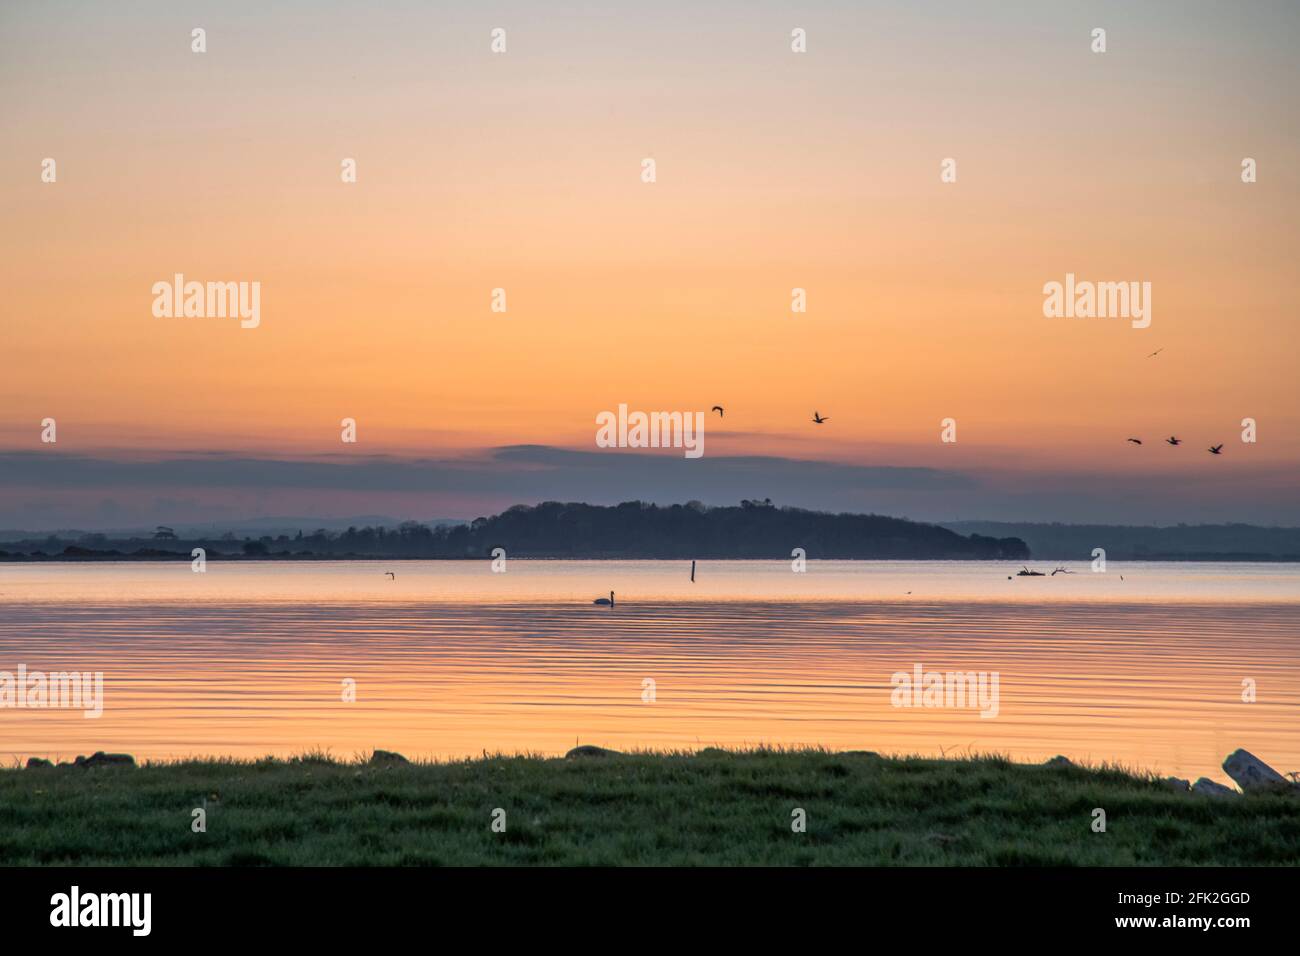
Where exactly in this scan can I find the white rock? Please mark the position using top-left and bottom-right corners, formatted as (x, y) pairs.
(1222, 749), (1289, 792)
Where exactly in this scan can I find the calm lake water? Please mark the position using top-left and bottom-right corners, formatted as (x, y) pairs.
(1, 560), (1297, 781)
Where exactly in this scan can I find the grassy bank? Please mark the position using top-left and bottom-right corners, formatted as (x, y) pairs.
(3, 748), (1297, 865)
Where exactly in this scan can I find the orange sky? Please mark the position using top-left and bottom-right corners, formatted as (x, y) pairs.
(1, 1), (1297, 524)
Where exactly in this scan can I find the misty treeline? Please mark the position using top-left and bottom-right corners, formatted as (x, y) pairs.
(0, 501), (1029, 561)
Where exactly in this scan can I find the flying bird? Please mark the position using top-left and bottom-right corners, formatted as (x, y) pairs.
(1126, 438), (1142, 445)
(1208, 444), (1223, 455)
(385, 572), (395, 579)
(1166, 436), (1182, 446)
(812, 411), (828, 424)
(1148, 348), (1164, 358)
(711, 406), (724, 417)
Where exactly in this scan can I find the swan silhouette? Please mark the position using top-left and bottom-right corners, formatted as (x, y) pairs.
(593, 591), (614, 606)
(1166, 436), (1182, 446)
(1208, 444), (1223, 455)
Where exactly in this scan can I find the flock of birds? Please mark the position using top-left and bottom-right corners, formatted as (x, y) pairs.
(1133, 439), (1222, 457)
(1127, 435), (1224, 454)
(1128, 348), (1226, 455)
(715, 354), (1224, 444)
(725, 409), (1226, 447)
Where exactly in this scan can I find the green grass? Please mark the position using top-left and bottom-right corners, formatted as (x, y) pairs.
(2, 748), (1297, 865)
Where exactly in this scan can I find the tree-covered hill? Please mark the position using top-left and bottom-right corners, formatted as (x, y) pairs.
(450, 500), (1028, 559)
(1, 500), (1029, 560)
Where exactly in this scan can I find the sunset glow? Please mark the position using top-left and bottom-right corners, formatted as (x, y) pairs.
(3, 2), (1297, 526)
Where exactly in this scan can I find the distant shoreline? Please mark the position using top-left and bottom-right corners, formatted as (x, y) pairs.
(4, 553), (1300, 564)
(7, 502), (1300, 563)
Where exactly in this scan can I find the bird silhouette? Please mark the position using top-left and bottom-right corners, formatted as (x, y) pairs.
(1208, 444), (1223, 455)
(1166, 436), (1182, 446)
(812, 411), (828, 424)
(385, 572), (395, 579)
(1148, 348), (1164, 358)
(593, 591), (614, 606)
(711, 406), (724, 417)
(1126, 438), (1142, 445)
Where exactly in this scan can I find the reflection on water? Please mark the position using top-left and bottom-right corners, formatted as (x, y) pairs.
(1, 561), (1297, 781)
